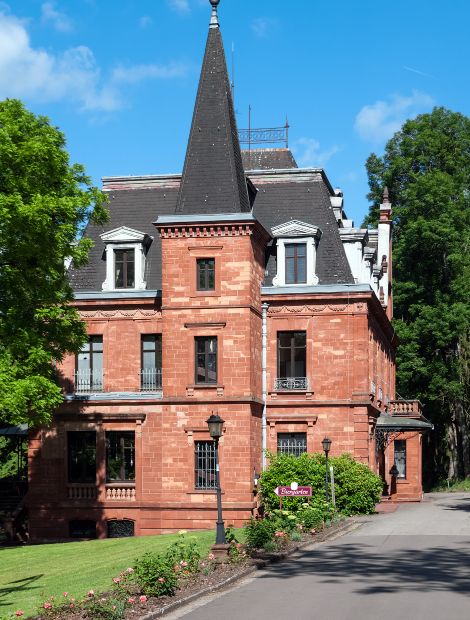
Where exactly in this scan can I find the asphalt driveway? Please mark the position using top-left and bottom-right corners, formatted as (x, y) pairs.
(166, 493), (470, 620)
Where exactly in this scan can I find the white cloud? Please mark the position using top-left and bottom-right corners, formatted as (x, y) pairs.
(0, 9), (188, 112)
(139, 15), (152, 28)
(292, 138), (340, 168)
(41, 2), (72, 32)
(251, 17), (278, 38)
(355, 91), (435, 143)
(167, 0), (190, 15)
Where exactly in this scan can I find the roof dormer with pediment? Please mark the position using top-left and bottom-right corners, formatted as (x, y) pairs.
(271, 220), (322, 240)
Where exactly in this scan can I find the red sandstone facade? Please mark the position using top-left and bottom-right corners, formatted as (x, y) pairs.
(26, 1), (431, 541)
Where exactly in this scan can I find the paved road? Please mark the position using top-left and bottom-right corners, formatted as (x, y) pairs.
(166, 493), (470, 620)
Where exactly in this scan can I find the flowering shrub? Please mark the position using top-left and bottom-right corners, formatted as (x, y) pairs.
(165, 532), (201, 575)
(133, 552), (178, 597)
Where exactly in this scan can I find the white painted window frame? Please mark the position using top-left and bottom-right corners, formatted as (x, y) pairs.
(271, 220), (322, 287)
(100, 227), (148, 291)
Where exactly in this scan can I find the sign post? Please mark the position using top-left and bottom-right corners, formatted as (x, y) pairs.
(274, 483), (312, 509)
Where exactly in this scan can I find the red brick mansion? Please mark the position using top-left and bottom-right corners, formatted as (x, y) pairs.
(27, 0), (431, 540)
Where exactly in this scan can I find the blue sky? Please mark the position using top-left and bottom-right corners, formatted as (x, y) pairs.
(3, 0), (470, 224)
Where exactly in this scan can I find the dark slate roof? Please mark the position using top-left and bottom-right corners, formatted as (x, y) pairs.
(70, 170), (354, 291)
(251, 173), (354, 285)
(175, 22), (249, 214)
(69, 186), (179, 292)
(242, 149), (298, 171)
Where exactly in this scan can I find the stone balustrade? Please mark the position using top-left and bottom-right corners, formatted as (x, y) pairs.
(389, 400), (422, 417)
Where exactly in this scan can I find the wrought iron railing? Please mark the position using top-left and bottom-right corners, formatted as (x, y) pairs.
(74, 370), (103, 393)
(274, 377), (309, 391)
(140, 368), (162, 391)
(277, 434), (307, 457)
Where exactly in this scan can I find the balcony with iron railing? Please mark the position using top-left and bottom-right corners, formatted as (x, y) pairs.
(68, 368), (163, 397)
(74, 369), (104, 394)
(274, 377), (309, 391)
(140, 368), (162, 391)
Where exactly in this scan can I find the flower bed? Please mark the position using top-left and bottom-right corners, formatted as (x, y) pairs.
(11, 518), (349, 620)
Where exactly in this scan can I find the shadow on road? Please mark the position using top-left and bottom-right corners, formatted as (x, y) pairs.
(258, 540), (470, 596)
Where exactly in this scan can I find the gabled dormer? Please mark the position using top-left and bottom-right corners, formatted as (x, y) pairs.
(100, 226), (152, 291)
(271, 220), (322, 286)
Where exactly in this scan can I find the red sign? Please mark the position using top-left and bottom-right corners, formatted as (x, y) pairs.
(274, 486), (312, 497)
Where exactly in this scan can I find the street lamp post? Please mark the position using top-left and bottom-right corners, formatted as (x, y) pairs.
(322, 437), (332, 503)
(206, 413), (226, 545)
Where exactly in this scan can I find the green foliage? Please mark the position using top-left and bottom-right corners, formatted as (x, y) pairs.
(259, 452), (382, 515)
(363, 106), (470, 479)
(0, 99), (108, 426)
(132, 552), (178, 597)
(244, 517), (277, 551)
(297, 500), (330, 530)
(164, 533), (201, 575)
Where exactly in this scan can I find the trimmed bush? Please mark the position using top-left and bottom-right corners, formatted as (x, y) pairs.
(133, 552), (178, 597)
(259, 452), (383, 515)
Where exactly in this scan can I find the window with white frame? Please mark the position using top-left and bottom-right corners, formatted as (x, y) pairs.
(271, 220), (322, 287)
(100, 226), (152, 291)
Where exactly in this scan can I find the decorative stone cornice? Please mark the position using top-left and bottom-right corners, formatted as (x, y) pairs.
(100, 226), (150, 244)
(158, 224), (254, 239)
(79, 309), (162, 319)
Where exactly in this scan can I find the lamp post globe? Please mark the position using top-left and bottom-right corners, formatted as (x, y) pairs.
(206, 413), (226, 545)
(322, 437), (332, 503)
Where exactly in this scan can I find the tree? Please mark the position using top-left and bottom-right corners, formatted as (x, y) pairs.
(0, 99), (108, 426)
(364, 107), (470, 480)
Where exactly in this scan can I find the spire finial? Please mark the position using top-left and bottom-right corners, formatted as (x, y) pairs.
(209, 0), (220, 28)
(383, 186), (390, 203)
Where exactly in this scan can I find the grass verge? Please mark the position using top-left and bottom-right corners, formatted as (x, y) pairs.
(429, 478), (470, 492)
(0, 529), (245, 619)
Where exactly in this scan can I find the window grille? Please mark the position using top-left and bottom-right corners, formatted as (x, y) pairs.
(195, 441), (217, 489)
(107, 519), (135, 538)
(277, 433), (307, 457)
(394, 440), (406, 479)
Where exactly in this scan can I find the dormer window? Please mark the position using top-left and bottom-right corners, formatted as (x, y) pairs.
(271, 220), (322, 287)
(115, 249), (135, 289)
(285, 243), (306, 284)
(100, 226), (152, 292)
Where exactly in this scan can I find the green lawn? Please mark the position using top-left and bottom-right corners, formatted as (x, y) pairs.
(0, 530), (232, 619)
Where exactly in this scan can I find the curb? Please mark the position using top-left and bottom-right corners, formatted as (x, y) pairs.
(139, 518), (357, 619)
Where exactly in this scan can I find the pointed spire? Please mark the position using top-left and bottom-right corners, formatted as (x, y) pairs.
(382, 186), (390, 203)
(176, 0), (250, 215)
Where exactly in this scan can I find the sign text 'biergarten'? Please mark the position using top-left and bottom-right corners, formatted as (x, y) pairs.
(274, 486), (312, 497)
